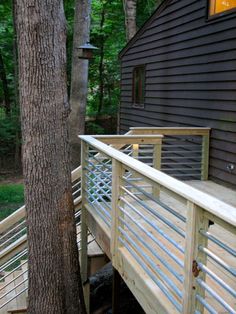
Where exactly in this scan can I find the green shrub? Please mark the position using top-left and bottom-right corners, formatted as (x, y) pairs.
(0, 184), (24, 220)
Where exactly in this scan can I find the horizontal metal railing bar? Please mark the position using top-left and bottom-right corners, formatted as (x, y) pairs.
(122, 177), (186, 223)
(125, 184), (152, 190)
(195, 294), (218, 314)
(0, 227), (27, 249)
(75, 210), (81, 219)
(119, 198), (184, 265)
(85, 196), (110, 228)
(161, 162), (202, 165)
(119, 209), (183, 283)
(85, 170), (112, 188)
(0, 220), (26, 242)
(0, 266), (28, 292)
(85, 174), (112, 202)
(169, 174), (201, 177)
(161, 157), (201, 160)
(136, 149), (154, 153)
(88, 155), (112, 170)
(85, 189), (112, 214)
(135, 156), (154, 160)
(139, 144), (154, 148)
(86, 175), (111, 197)
(162, 168), (202, 172)
(198, 246), (236, 277)
(0, 277), (28, 300)
(200, 230), (236, 257)
(72, 188), (81, 196)
(87, 155), (111, 162)
(0, 286), (28, 310)
(0, 259), (28, 282)
(126, 177), (143, 182)
(85, 161), (112, 181)
(86, 186), (112, 209)
(85, 174), (111, 189)
(196, 278), (236, 314)
(119, 226), (183, 300)
(119, 237), (182, 312)
(72, 180), (81, 189)
(121, 186), (186, 239)
(197, 262), (236, 298)
(162, 145), (201, 148)
(162, 150), (202, 154)
(0, 236), (27, 269)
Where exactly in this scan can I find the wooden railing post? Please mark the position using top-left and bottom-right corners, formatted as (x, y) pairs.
(153, 140), (162, 197)
(183, 201), (208, 313)
(111, 159), (124, 269)
(80, 140), (90, 312)
(201, 132), (210, 181)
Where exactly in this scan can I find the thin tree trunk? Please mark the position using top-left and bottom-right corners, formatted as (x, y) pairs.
(123, 0), (137, 41)
(16, 1), (85, 313)
(97, 4), (106, 116)
(69, 0), (91, 169)
(12, 0), (21, 170)
(0, 50), (11, 115)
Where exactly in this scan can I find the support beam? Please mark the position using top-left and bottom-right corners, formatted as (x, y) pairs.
(112, 267), (121, 314)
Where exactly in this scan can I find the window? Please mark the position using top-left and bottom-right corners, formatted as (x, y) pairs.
(132, 66), (145, 107)
(209, 0), (236, 16)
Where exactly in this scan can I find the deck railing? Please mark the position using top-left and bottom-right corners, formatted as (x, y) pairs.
(0, 167), (82, 310)
(80, 133), (236, 314)
(130, 127), (210, 181)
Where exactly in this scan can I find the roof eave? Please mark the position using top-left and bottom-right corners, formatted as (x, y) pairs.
(119, 0), (172, 59)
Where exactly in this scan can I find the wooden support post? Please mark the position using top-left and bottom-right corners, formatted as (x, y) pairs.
(112, 267), (121, 314)
(80, 140), (90, 313)
(201, 133), (210, 181)
(152, 141), (162, 198)
(111, 159), (123, 268)
(183, 201), (209, 314)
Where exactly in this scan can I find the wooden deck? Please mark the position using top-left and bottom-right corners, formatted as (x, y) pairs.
(85, 180), (236, 314)
(80, 130), (236, 314)
(1, 127), (235, 314)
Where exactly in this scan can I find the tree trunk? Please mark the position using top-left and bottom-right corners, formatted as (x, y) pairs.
(97, 4), (106, 116)
(16, 1), (85, 313)
(0, 50), (11, 115)
(123, 0), (137, 41)
(69, 0), (91, 169)
(12, 0), (21, 170)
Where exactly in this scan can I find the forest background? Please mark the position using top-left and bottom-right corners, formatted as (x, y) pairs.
(0, 0), (161, 174)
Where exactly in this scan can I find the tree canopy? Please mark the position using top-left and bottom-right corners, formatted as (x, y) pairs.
(0, 0), (161, 169)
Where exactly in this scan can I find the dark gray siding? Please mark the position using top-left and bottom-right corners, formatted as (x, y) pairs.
(120, 0), (236, 189)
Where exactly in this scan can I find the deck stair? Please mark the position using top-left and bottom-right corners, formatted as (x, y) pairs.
(1, 127), (236, 314)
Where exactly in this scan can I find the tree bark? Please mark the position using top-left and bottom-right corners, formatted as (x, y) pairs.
(123, 0), (137, 41)
(97, 3), (106, 116)
(0, 50), (11, 115)
(69, 0), (91, 169)
(16, 1), (85, 313)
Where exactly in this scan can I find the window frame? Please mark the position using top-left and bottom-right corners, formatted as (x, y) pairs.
(207, 0), (236, 19)
(132, 65), (146, 109)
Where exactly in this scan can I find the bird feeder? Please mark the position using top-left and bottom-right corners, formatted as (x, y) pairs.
(78, 42), (98, 60)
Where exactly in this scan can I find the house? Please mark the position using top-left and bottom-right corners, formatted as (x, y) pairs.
(1, 1), (236, 313)
(119, 0), (236, 190)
